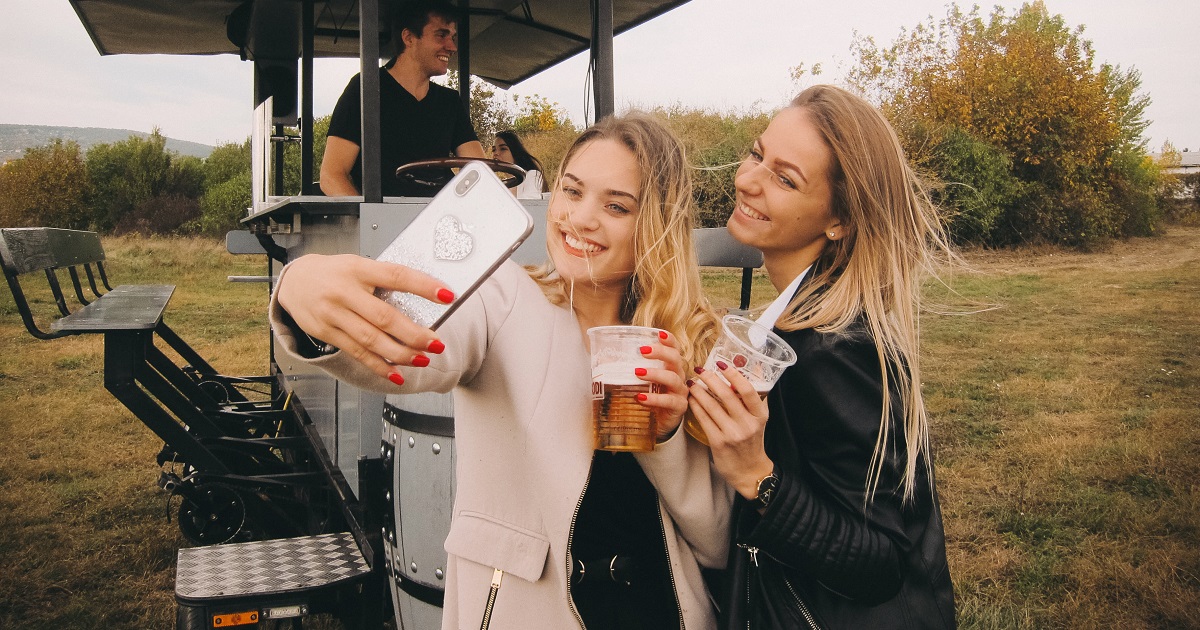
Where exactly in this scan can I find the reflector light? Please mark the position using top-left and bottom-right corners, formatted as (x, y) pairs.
(212, 610), (258, 626)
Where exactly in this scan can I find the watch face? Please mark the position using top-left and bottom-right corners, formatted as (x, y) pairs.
(756, 474), (779, 508)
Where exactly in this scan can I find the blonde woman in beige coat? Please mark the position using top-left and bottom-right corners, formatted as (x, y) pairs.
(272, 113), (732, 629)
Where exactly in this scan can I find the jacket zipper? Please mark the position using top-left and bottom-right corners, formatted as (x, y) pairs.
(782, 572), (822, 630)
(655, 498), (685, 630)
(738, 544), (823, 630)
(479, 568), (504, 630)
(739, 544), (758, 630)
(565, 465), (592, 629)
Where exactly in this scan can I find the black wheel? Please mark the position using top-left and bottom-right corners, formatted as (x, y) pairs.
(177, 484), (247, 545)
(175, 603), (207, 630)
(395, 157), (525, 193)
(197, 379), (232, 404)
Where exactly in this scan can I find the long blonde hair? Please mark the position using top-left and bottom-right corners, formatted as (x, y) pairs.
(775, 85), (953, 505)
(530, 112), (717, 368)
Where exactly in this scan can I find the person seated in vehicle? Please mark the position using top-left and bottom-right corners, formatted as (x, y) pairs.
(320, 0), (485, 197)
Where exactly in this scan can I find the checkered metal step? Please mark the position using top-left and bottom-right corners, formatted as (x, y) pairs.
(176, 532), (370, 601)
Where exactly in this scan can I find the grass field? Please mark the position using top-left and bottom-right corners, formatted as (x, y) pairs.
(1, 228), (1197, 628)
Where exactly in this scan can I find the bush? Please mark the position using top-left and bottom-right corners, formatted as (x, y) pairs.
(918, 126), (1020, 244)
(198, 171), (253, 238)
(657, 106), (770, 228)
(112, 193), (202, 236)
(0, 139), (91, 229)
(849, 2), (1163, 247)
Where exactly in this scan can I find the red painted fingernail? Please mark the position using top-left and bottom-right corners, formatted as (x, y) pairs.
(412, 355), (430, 367)
(694, 366), (705, 375)
(427, 339), (445, 354)
(639, 345), (652, 355)
(388, 372), (405, 386)
(437, 288), (455, 303)
(686, 379), (695, 387)
(636, 393), (648, 402)
(716, 360), (729, 370)
(634, 367), (648, 377)
(658, 330), (668, 340)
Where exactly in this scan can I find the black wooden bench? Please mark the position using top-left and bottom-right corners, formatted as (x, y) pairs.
(0, 225), (328, 498)
(0, 228), (385, 628)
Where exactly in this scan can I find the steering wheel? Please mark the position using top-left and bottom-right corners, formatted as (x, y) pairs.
(395, 157), (526, 193)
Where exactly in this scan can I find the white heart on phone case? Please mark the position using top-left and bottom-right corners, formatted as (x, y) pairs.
(433, 215), (474, 261)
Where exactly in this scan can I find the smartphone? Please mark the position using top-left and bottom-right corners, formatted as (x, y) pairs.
(374, 162), (534, 330)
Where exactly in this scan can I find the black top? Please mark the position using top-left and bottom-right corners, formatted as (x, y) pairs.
(571, 450), (680, 629)
(327, 67), (478, 197)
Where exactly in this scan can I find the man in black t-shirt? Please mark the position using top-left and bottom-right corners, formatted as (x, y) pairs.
(320, 0), (484, 197)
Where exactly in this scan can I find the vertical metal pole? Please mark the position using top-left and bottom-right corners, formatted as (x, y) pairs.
(274, 124), (285, 193)
(360, 0), (382, 202)
(301, 0), (315, 195)
(457, 0), (470, 103)
(593, 0), (615, 120)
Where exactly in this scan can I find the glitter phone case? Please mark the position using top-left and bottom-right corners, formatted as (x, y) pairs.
(374, 162), (534, 329)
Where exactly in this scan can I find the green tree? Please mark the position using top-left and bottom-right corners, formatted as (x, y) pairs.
(199, 171), (253, 237)
(198, 138), (253, 237)
(0, 139), (91, 229)
(847, 1), (1163, 246)
(510, 95), (573, 135)
(85, 129), (177, 231)
(444, 71), (514, 146)
(281, 115), (330, 194)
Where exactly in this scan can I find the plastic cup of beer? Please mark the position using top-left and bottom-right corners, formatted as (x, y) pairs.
(685, 315), (797, 445)
(587, 326), (665, 452)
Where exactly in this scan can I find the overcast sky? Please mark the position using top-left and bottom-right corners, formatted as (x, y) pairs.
(2, 0), (1196, 151)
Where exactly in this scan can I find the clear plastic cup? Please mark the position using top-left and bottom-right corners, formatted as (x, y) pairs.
(685, 315), (797, 445)
(587, 326), (664, 452)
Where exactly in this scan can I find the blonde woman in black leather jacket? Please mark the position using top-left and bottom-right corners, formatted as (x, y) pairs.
(686, 85), (957, 629)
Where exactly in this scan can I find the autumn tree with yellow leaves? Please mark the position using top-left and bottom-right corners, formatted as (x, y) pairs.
(847, 2), (1164, 246)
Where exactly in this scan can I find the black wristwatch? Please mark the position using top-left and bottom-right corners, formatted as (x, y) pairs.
(754, 471), (780, 509)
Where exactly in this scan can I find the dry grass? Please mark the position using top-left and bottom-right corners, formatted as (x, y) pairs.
(0, 228), (1198, 628)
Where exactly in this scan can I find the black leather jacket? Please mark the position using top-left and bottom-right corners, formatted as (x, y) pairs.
(724, 320), (956, 629)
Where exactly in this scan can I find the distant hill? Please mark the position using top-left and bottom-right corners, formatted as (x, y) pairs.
(0, 124), (215, 163)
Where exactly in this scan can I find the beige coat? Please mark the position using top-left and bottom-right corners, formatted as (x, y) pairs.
(271, 260), (733, 629)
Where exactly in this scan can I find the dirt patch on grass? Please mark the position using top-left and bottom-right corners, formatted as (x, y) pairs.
(962, 225), (1200, 274)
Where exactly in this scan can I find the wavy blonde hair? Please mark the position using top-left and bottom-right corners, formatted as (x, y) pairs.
(529, 112), (717, 368)
(774, 85), (954, 505)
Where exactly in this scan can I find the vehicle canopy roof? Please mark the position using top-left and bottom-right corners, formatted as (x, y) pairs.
(70, 0), (693, 88)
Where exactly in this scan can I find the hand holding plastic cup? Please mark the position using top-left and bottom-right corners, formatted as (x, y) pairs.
(587, 326), (665, 452)
(685, 315), (797, 445)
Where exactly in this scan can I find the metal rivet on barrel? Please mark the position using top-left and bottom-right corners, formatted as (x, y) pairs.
(435, 568), (444, 580)
(372, 223), (379, 230)
(410, 561), (418, 573)
(408, 436), (416, 448)
(432, 443), (441, 455)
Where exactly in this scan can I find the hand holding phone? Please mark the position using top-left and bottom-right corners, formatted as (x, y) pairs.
(374, 162), (534, 329)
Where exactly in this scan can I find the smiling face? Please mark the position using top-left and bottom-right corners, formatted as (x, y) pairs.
(545, 138), (642, 290)
(404, 15), (457, 78)
(728, 106), (844, 283)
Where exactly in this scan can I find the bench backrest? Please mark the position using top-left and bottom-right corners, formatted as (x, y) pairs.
(0, 228), (113, 339)
(693, 227), (763, 311)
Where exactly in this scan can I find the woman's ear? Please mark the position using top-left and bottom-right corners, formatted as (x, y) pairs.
(825, 221), (848, 241)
